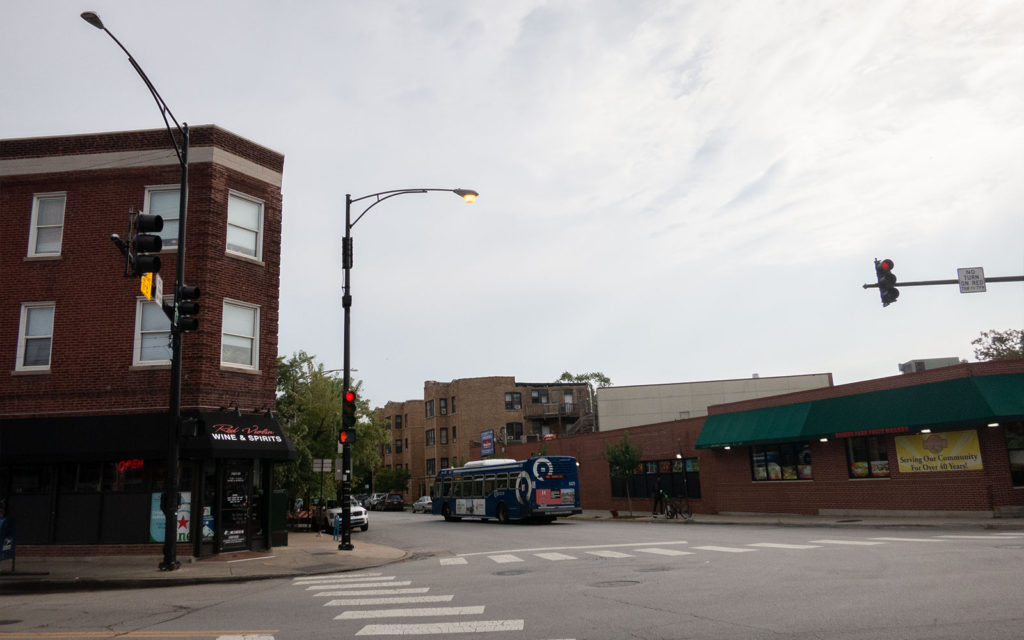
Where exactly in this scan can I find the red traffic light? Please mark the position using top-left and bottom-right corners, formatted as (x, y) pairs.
(879, 258), (894, 271)
(344, 391), (356, 403)
(338, 428), (357, 445)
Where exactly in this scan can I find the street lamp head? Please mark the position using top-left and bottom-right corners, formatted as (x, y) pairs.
(454, 188), (479, 203)
(80, 11), (105, 29)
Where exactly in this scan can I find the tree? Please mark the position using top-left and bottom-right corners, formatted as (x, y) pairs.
(602, 430), (642, 516)
(374, 467), (411, 494)
(275, 351), (386, 508)
(557, 371), (612, 427)
(972, 329), (1024, 361)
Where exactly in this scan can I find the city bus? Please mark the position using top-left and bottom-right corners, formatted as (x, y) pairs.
(431, 456), (582, 523)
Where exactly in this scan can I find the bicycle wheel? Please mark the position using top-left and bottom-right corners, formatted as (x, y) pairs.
(664, 504), (676, 519)
(680, 501), (693, 520)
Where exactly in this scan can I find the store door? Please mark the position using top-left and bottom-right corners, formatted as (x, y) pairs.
(220, 460), (250, 552)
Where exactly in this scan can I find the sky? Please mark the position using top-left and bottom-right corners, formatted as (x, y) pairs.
(4, 1), (1022, 409)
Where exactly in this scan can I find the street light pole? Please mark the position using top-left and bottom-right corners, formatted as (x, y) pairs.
(339, 188), (478, 551)
(82, 11), (189, 571)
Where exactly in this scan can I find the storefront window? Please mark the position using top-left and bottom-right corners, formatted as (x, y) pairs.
(58, 462), (102, 492)
(845, 436), (890, 478)
(610, 458), (701, 499)
(1005, 423), (1024, 487)
(751, 443), (812, 481)
(102, 459), (147, 492)
(10, 466), (50, 494)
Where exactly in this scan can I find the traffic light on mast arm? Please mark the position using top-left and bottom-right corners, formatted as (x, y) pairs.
(875, 258), (899, 307)
(129, 213), (163, 276)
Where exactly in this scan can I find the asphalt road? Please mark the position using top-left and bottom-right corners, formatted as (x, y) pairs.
(3, 511), (1024, 639)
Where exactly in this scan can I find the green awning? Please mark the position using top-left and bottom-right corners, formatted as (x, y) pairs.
(696, 374), (1024, 449)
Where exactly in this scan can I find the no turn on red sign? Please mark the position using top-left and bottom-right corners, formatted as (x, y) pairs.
(957, 267), (986, 293)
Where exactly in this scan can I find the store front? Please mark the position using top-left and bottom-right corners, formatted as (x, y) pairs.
(0, 411), (294, 555)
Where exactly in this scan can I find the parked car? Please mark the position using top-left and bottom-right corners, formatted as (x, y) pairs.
(323, 497), (369, 531)
(381, 493), (405, 511)
(411, 496), (433, 513)
(365, 493), (386, 510)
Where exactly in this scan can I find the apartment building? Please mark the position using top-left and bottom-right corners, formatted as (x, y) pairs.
(375, 376), (594, 498)
(0, 126), (293, 556)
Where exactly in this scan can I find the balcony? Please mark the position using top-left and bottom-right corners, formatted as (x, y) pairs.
(522, 402), (581, 419)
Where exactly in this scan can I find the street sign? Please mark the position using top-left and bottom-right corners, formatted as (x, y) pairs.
(140, 272), (153, 300)
(312, 459), (332, 473)
(153, 273), (163, 302)
(957, 267), (986, 293)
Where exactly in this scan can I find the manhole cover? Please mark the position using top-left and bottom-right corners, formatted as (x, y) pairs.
(495, 569), (530, 576)
(591, 580), (641, 588)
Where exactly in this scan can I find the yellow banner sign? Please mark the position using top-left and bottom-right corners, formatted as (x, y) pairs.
(140, 272), (153, 300)
(894, 429), (983, 473)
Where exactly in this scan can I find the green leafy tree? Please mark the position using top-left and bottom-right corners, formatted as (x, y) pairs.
(374, 467), (411, 494)
(602, 430), (642, 516)
(972, 329), (1024, 361)
(275, 352), (386, 508)
(558, 371), (611, 428)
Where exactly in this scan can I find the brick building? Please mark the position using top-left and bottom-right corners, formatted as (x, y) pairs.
(504, 360), (1024, 517)
(0, 126), (294, 555)
(374, 377), (594, 498)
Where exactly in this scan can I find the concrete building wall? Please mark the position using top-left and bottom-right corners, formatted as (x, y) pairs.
(597, 373), (834, 431)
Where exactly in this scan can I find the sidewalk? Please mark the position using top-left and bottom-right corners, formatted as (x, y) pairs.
(0, 531), (407, 594)
(3, 512), (1022, 594)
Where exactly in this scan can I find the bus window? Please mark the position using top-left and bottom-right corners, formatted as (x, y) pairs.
(473, 476), (484, 498)
(485, 475), (495, 496)
(497, 473), (508, 490)
(452, 479), (461, 497)
(462, 478), (473, 497)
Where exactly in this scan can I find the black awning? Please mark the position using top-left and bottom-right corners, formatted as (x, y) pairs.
(0, 413), (168, 463)
(182, 412), (296, 461)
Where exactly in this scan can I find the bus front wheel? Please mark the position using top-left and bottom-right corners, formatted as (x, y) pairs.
(496, 503), (509, 524)
(442, 504), (460, 522)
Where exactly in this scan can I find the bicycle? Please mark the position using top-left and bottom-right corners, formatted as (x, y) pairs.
(664, 494), (692, 520)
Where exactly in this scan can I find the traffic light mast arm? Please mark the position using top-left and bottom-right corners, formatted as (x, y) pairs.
(864, 276), (1024, 288)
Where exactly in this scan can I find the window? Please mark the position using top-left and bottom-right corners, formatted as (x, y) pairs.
(505, 392), (521, 410)
(845, 436), (890, 478)
(425, 400), (434, 418)
(145, 186), (180, 248)
(1006, 424), (1024, 487)
(440, 428), (449, 445)
(384, 417), (391, 430)
(440, 457), (449, 470)
(452, 427), (457, 443)
(610, 458), (702, 500)
(394, 439), (402, 454)
(28, 193), (66, 256)
(426, 459), (436, 475)
(439, 398), (447, 415)
(751, 443), (812, 481)
(385, 443), (392, 454)
(426, 429), (436, 446)
(451, 396), (456, 414)
(17, 303), (55, 370)
(227, 191), (264, 259)
(134, 297), (171, 364)
(221, 300), (259, 368)
(394, 414), (402, 429)
(506, 422), (524, 439)
(531, 389), (549, 404)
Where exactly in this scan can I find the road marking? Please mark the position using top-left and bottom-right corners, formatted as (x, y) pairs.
(355, 620), (525, 635)
(217, 636), (275, 640)
(324, 595), (455, 606)
(458, 540), (687, 557)
(692, 546), (756, 553)
(336, 606), (486, 620)
(488, 554), (524, 563)
(295, 575), (392, 585)
(636, 548), (694, 556)
(307, 581), (410, 590)
(316, 588), (429, 597)
(534, 552), (576, 561)
(747, 543), (822, 550)
(440, 557), (468, 565)
(295, 572), (382, 582)
(810, 539), (887, 546)
(870, 537), (949, 542)
(938, 535), (1024, 539)
(586, 550), (635, 558)
(0, 632), (278, 639)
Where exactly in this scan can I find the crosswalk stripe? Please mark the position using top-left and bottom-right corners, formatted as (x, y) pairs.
(586, 550), (635, 558)
(440, 557), (469, 565)
(295, 572), (382, 583)
(747, 543), (822, 550)
(296, 575), (392, 586)
(337, 606), (486, 620)
(636, 548), (694, 556)
(355, 620), (525, 635)
(938, 535), (1024, 539)
(307, 581), (409, 590)
(324, 595), (454, 606)
(870, 537), (949, 542)
(692, 545), (756, 553)
(534, 552), (576, 561)
(810, 539), (887, 546)
(488, 554), (524, 563)
(215, 636), (275, 640)
(316, 588), (429, 597)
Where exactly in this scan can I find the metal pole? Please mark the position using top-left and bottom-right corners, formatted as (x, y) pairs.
(339, 194), (354, 551)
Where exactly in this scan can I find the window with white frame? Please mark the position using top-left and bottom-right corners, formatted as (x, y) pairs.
(28, 193), (66, 257)
(226, 191), (264, 259)
(221, 300), (259, 368)
(17, 303), (55, 370)
(134, 297), (172, 364)
(145, 186), (180, 248)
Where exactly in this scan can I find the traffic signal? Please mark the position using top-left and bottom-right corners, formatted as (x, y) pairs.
(875, 258), (899, 307)
(338, 428), (357, 446)
(176, 285), (200, 332)
(130, 213), (163, 276)
(343, 390), (358, 430)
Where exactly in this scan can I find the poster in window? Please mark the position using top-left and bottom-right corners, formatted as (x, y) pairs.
(752, 450), (767, 481)
(870, 460), (890, 477)
(765, 449), (782, 480)
(685, 459), (699, 473)
(850, 461), (870, 477)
